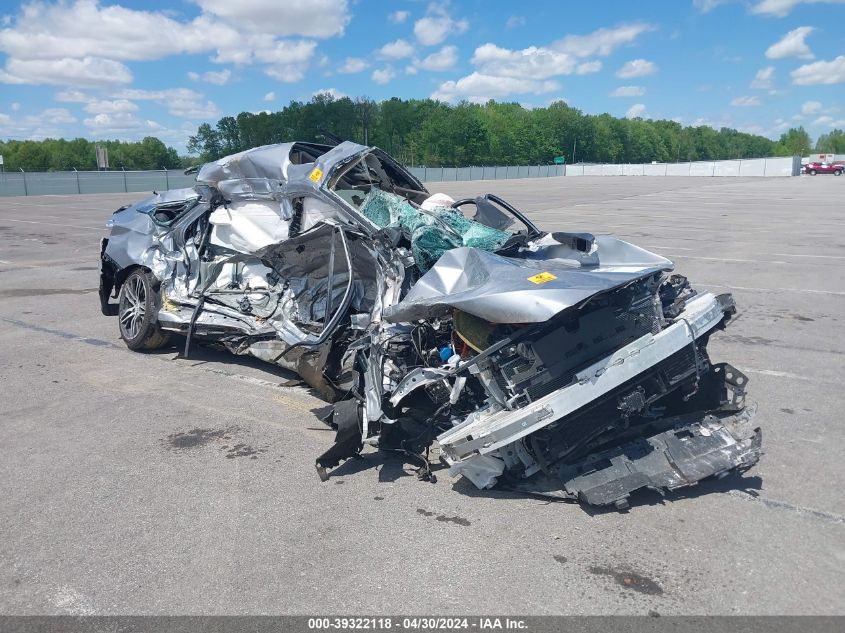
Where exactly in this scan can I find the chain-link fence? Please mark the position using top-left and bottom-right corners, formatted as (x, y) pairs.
(0, 165), (567, 197)
(0, 157), (802, 197)
(0, 169), (198, 197)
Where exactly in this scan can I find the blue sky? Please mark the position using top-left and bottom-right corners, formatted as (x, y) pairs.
(1, 0), (843, 152)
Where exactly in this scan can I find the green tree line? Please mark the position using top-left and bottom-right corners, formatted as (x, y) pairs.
(3, 97), (843, 172)
(187, 95), (832, 166)
(0, 137), (181, 171)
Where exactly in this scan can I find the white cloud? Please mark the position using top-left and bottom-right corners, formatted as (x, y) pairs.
(731, 95), (762, 106)
(55, 89), (90, 103)
(372, 66), (396, 84)
(39, 108), (77, 125)
(625, 103), (646, 119)
(191, 0), (350, 37)
(801, 100), (822, 114)
(405, 65), (418, 75)
(338, 57), (369, 73)
(252, 40), (316, 82)
(10, 102), (20, 111)
(431, 29), (629, 103)
(813, 114), (845, 127)
(415, 45), (459, 71)
(766, 26), (814, 59)
(616, 59), (657, 78)
(377, 39), (415, 60)
(253, 40), (317, 66)
(389, 10), (410, 24)
(431, 72), (559, 103)
(0, 0), (341, 88)
(313, 87), (348, 99)
(265, 66), (306, 83)
(84, 99), (138, 114)
(111, 88), (221, 119)
(610, 85), (645, 97)
(505, 16), (526, 29)
(0, 107), (79, 139)
(188, 68), (232, 85)
(83, 112), (164, 135)
(264, 91), (276, 101)
(471, 43), (577, 79)
(0, 57), (132, 86)
(0, 1), (209, 62)
(750, 66), (775, 89)
(693, 0), (734, 12)
(751, 0), (845, 18)
(576, 60), (602, 74)
(791, 55), (845, 85)
(553, 23), (655, 58)
(413, 4), (468, 47)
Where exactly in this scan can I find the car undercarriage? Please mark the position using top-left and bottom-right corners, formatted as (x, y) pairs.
(99, 141), (761, 509)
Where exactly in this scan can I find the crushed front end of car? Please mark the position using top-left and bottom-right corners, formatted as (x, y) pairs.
(99, 141), (760, 509)
(318, 232), (761, 509)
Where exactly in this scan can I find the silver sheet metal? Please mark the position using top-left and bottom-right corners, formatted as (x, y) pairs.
(383, 240), (673, 324)
(195, 141), (369, 193)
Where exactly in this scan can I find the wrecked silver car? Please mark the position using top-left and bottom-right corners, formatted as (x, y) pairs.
(99, 141), (761, 509)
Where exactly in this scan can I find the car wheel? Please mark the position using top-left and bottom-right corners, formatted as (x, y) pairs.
(118, 268), (170, 351)
(835, 170), (842, 176)
(809, 169), (817, 175)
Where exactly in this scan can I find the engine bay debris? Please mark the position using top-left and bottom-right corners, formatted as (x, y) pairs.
(100, 141), (761, 509)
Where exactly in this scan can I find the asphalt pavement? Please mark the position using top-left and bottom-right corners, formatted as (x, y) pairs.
(0, 176), (843, 615)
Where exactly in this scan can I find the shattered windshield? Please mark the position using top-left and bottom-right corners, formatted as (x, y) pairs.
(327, 151), (428, 209)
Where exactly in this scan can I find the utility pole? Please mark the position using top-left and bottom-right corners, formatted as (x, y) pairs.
(572, 139), (577, 165)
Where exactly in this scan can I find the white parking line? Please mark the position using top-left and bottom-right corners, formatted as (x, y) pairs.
(771, 252), (845, 260)
(0, 218), (104, 231)
(704, 282), (845, 297)
(672, 255), (790, 264)
(743, 368), (813, 381)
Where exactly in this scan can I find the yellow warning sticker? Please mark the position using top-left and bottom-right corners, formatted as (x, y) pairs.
(309, 167), (323, 183)
(527, 271), (557, 284)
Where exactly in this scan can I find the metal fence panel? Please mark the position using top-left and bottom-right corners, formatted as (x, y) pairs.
(665, 163), (690, 176)
(689, 161), (713, 177)
(712, 160), (740, 177)
(0, 173), (26, 196)
(408, 167), (425, 182)
(7, 156), (798, 198)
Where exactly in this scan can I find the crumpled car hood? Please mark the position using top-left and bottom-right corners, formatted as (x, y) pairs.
(384, 239), (673, 324)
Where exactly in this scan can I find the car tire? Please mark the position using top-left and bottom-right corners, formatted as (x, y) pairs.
(809, 169), (817, 175)
(835, 170), (842, 176)
(117, 268), (170, 351)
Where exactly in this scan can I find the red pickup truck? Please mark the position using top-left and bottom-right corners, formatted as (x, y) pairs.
(804, 161), (843, 176)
